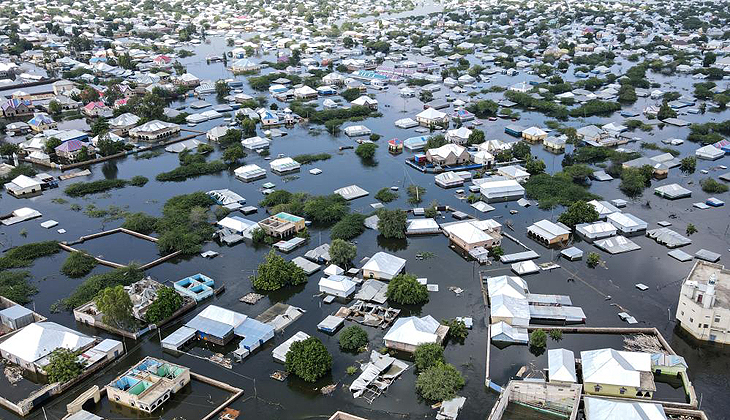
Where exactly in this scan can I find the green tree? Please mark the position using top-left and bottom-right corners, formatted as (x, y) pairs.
(525, 158), (546, 175)
(529, 329), (547, 353)
(657, 101), (677, 120)
(489, 246), (504, 258)
(686, 224), (698, 236)
(0, 142), (20, 157)
(131, 92), (166, 122)
(241, 118), (257, 137)
(144, 287), (184, 324)
(61, 252), (97, 278)
(48, 100), (62, 115)
(355, 143), (377, 160)
(511, 141), (531, 160)
(329, 239), (357, 268)
(285, 337), (332, 382)
(215, 80), (230, 98)
(415, 363), (464, 401)
(339, 325), (368, 352)
(96, 285), (134, 328)
(558, 200), (599, 228)
(374, 188), (398, 202)
(341, 88), (362, 102)
(703, 52), (716, 67)
(330, 213), (366, 241)
(587, 252), (601, 268)
(223, 143), (246, 164)
(443, 318), (469, 341)
(122, 212), (157, 234)
(467, 129), (485, 145)
(386, 273), (429, 305)
(45, 137), (62, 155)
(90, 118), (109, 136)
(303, 194), (348, 225)
(377, 209), (407, 239)
(414, 343), (444, 371)
(96, 134), (124, 156)
(45, 348), (85, 383)
(619, 167), (650, 197)
(251, 250), (307, 291)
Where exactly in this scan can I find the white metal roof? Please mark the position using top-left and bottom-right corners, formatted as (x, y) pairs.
(580, 348), (651, 388)
(383, 315), (440, 346)
(528, 219), (570, 239)
(362, 252), (406, 277)
(548, 348), (577, 383)
(0, 322), (93, 364)
(584, 397), (667, 420)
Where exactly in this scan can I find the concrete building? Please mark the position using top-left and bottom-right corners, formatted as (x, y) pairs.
(442, 219), (502, 252)
(259, 212), (306, 238)
(425, 143), (470, 166)
(527, 220), (570, 246)
(106, 357), (190, 413)
(479, 179), (525, 202)
(580, 348), (655, 399)
(128, 120), (180, 141)
(383, 315), (448, 353)
(362, 252), (406, 280)
(676, 261), (730, 343)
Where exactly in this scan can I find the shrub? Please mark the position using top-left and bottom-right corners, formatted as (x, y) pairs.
(156, 160), (227, 182)
(443, 318), (469, 341)
(0, 241), (60, 269)
(293, 153), (331, 165)
(355, 143), (378, 160)
(64, 179), (128, 197)
(415, 363), (465, 401)
(122, 212), (158, 234)
(386, 273), (429, 305)
(96, 285), (135, 329)
(529, 329), (547, 350)
(62, 265), (145, 310)
(700, 178), (729, 194)
(686, 224), (698, 236)
(61, 252), (97, 278)
(285, 337), (332, 382)
(587, 252), (601, 268)
(374, 188), (398, 203)
(346, 366), (358, 375)
(558, 200), (599, 228)
(549, 329), (563, 341)
(129, 175), (149, 187)
(0, 271), (37, 304)
(414, 343), (444, 371)
(339, 325), (368, 352)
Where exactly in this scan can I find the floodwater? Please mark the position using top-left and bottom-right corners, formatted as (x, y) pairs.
(1, 21), (730, 420)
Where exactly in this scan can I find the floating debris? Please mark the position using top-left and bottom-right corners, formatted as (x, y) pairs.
(240, 292), (265, 304)
(449, 287), (464, 296)
(4, 365), (23, 385)
(270, 370), (289, 381)
(209, 353), (232, 369)
(624, 334), (663, 353)
(320, 384), (337, 395)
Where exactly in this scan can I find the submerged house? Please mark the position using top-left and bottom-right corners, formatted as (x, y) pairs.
(318, 275), (357, 298)
(173, 274), (215, 302)
(581, 348), (655, 399)
(362, 252), (406, 280)
(383, 315), (448, 353)
(106, 357), (191, 413)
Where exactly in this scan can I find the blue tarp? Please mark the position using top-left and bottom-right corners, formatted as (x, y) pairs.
(235, 318), (275, 351)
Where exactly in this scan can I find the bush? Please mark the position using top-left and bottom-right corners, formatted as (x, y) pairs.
(339, 325), (368, 352)
(680, 157), (696, 174)
(330, 213), (366, 241)
(96, 285), (135, 329)
(61, 252), (98, 278)
(619, 166), (651, 197)
(443, 318), (469, 341)
(407, 185), (426, 204)
(549, 329), (563, 341)
(329, 239), (357, 268)
(64, 179), (128, 197)
(155, 192), (215, 255)
(377, 209), (407, 239)
(122, 212), (158, 234)
(524, 173), (600, 210)
(700, 178), (729, 194)
(129, 175), (149, 187)
(0, 271), (37, 304)
(415, 363), (465, 401)
(386, 273), (429, 305)
(587, 252), (601, 268)
(355, 143), (378, 160)
(144, 287), (184, 324)
(285, 337), (332, 382)
(0, 241), (60, 269)
(293, 153), (331, 165)
(414, 343), (444, 371)
(374, 188), (398, 203)
(251, 250), (308, 291)
(529, 329), (547, 351)
(568, 100), (621, 118)
(62, 265), (145, 310)
(156, 160), (227, 182)
(686, 224), (698, 236)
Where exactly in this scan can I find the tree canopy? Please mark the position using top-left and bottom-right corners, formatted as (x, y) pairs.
(252, 250), (308, 291)
(329, 239), (357, 268)
(46, 348), (86, 383)
(285, 337), (332, 382)
(558, 200), (599, 228)
(414, 343), (444, 371)
(377, 209), (407, 239)
(339, 325), (368, 352)
(96, 285), (134, 329)
(144, 287), (184, 324)
(386, 273), (429, 305)
(415, 363), (465, 401)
